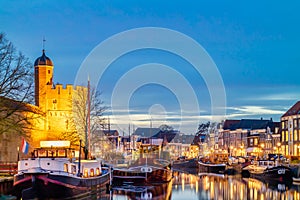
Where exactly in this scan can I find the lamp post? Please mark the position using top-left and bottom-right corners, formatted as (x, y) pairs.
(277, 142), (281, 155)
(240, 145), (244, 157)
(230, 146), (233, 157)
(277, 142), (281, 162)
(260, 143), (265, 159)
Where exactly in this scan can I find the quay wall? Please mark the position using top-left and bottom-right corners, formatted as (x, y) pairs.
(0, 177), (13, 195)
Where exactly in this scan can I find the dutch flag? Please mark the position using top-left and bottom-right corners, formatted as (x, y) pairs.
(21, 138), (29, 154)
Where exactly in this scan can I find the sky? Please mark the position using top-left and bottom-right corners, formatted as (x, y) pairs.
(1, 1), (300, 134)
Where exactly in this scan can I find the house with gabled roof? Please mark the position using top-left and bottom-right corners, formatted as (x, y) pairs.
(281, 101), (300, 156)
(165, 133), (197, 159)
(218, 118), (279, 157)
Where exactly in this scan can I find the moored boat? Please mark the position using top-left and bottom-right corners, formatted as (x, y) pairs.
(242, 160), (293, 182)
(198, 160), (226, 174)
(112, 144), (172, 185)
(198, 151), (228, 174)
(13, 140), (111, 199)
(172, 157), (198, 170)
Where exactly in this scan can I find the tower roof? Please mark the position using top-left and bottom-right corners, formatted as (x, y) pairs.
(34, 50), (53, 66)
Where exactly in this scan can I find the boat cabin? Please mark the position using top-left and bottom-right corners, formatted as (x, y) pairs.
(18, 141), (103, 178)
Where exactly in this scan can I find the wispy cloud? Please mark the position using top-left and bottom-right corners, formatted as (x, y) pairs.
(241, 92), (300, 101)
(226, 105), (285, 118)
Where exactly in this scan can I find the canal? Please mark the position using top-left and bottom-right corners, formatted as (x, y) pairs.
(111, 171), (300, 200)
(2, 171), (300, 199)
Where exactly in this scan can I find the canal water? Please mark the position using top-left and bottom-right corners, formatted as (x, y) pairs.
(110, 171), (300, 200)
(3, 171), (300, 199)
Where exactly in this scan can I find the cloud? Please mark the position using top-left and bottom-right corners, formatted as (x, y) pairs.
(226, 105), (285, 118)
(242, 92), (300, 101)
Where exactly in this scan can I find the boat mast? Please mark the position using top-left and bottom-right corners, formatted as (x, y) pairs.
(87, 77), (91, 159)
(77, 139), (82, 176)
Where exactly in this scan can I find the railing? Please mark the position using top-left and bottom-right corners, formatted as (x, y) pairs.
(0, 162), (17, 175)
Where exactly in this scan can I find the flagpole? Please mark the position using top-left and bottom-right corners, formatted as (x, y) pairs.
(17, 146), (19, 162)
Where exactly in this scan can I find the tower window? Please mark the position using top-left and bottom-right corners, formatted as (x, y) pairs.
(48, 70), (50, 74)
(53, 99), (57, 110)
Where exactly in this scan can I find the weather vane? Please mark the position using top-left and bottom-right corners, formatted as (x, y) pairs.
(43, 37), (46, 50)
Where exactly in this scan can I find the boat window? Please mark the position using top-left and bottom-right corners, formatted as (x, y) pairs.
(96, 168), (101, 176)
(90, 169), (94, 177)
(38, 149), (47, 157)
(84, 169), (89, 177)
(48, 150), (56, 157)
(71, 165), (76, 174)
(64, 164), (68, 172)
(34, 150), (38, 157)
(58, 149), (66, 157)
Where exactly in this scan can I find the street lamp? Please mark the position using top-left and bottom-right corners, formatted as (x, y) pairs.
(277, 142), (281, 155)
(276, 142), (281, 162)
(240, 145), (244, 157)
(230, 146), (233, 157)
(273, 147), (277, 154)
(260, 143), (265, 159)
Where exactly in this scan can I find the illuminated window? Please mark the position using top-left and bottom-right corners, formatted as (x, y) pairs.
(250, 139), (253, 146)
(48, 150), (55, 157)
(254, 138), (258, 145)
(282, 121), (285, 129)
(96, 168), (100, 176)
(285, 131), (288, 142)
(282, 132), (284, 142)
(90, 169), (94, 177)
(64, 164), (68, 172)
(38, 149), (47, 157)
(58, 149), (66, 157)
(294, 130), (298, 141)
(71, 165), (76, 174)
(84, 169), (88, 177)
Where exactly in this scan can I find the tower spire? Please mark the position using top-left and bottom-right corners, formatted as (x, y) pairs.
(42, 37), (46, 52)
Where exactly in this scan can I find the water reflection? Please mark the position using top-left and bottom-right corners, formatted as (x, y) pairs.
(110, 172), (300, 199)
(172, 172), (300, 200)
(112, 181), (172, 200)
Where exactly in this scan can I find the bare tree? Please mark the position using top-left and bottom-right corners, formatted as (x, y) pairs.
(0, 33), (41, 136)
(192, 121), (211, 146)
(58, 84), (109, 157)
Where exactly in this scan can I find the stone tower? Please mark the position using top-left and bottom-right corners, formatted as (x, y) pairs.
(34, 49), (53, 110)
(33, 50), (83, 141)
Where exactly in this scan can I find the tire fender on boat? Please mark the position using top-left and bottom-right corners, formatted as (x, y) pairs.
(141, 167), (152, 173)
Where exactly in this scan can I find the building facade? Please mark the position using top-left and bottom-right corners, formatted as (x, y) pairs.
(0, 50), (88, 161)
(32, 50), (86, 145)
(218, 118), (280, 157)
(281, 101), (300, 156)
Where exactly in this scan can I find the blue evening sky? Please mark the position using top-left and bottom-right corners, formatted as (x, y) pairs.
(1, 1), (299, 133)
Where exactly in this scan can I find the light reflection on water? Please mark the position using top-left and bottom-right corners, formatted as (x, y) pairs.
(111, 171), (300, 200)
